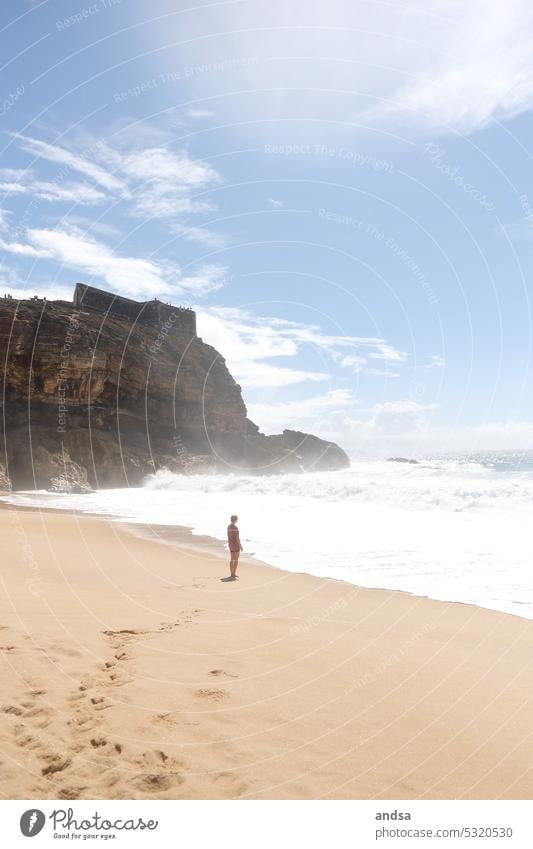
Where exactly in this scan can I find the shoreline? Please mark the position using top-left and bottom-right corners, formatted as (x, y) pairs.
(1, 503), (533, 799)
(2, 494), (532, 625)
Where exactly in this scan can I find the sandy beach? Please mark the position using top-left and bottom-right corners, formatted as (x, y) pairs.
(1, 504), (533, 800)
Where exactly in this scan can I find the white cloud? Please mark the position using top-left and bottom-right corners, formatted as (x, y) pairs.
(248, 389), (356, 433)
(370, 401), (437, 436)
(375, 1), (533, 133)
(1, 281), (75, 301)
(423, 355), (446, 370)
(298, 402), (533, 455)
(119, 147), (220, 221)
(236, 362), (327, 390)
(28, 181), (105, 205)
(197, 306), (407, 391)
(175, 263), (227, 296)
(0, 209), (11, 233)
(10, 135), (224, 235)
(0, 182), (25, 195)
(65, 216), (120, 239)
(170, 0), (533, 136)
(0, 237), (51, 258)
(0, 169), (106, 204)
(270, 398), (438, 453)
(171, 221), (230, 249)
(197, 307), (324, 388)
(267, 198), (284, 208)
(368, 342), (408, 363)
(340, 354), (366, 370)
(1, 225), (227, 299)
(14, 135), (126, 192)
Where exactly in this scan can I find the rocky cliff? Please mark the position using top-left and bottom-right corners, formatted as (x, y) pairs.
(0, 286), (350, 491)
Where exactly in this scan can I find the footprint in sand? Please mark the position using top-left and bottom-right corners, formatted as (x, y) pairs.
(78, 677), (97, 692)
(2, 702), (51, 726)
(131, 750), (186, 793)
(68, 691), (87, 704)
(89, 695), (110, 712)
(58, 785), (87, 800)
(102, 630), (148, 653)
(108, 671), (133, 687)
(140, 749), (169, 766)
(41, 754), (71, 776)
(2, 704), (24, 716)
(104, 629), (147, 641)
(157, 610), (203, 632)
(195, 688), (228, 703)
(70, 707), (97, 729)
(51, 644), (81, 658)
(155, 712), (200, 728)
(14, 729), (42, 750)
(133, 773), (180, 792)
(213, 771), (248, 799)
(209, 669), (237, 679)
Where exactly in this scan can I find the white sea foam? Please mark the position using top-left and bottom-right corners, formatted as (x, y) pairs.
(6, 454), (533, 619)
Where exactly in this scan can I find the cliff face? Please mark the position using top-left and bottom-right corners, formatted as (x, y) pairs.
(0, 287), (349, 490)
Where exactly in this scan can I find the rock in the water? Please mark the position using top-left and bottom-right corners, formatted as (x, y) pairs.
(387, 457), (419, 464)
(0, 462), (11, 492)
(0, 285), (349, 489)
(262, 430), (350, 472)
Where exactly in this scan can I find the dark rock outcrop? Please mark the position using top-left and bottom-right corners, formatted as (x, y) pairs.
(0, 462), (11, 492)
(0, 286), (349, 490)
(263, 429), (350, 472)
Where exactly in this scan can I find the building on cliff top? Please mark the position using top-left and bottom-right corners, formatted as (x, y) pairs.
(73, 283), (197, 339)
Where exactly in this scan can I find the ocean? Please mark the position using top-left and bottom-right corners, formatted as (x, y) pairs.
(5, 451), (533, 619)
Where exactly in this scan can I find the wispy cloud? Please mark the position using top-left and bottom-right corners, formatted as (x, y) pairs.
(10, 135), (223, 233)
(197, 306), (407, 391)
(423, 355), (446, 370)
(13, 134), (126, 192)
(0, 208), (11, 233)
(179, 0), (533, 136)
(118, 147), (220, 220)
(0, 236), (51, 258)
(259, 396), (438, 451)
(374, 1), (533, 133)
(370, 401), (437, 436)
(248, 389), (357, 432)
(0, 168), (106, 204)
(1, 225), (227, 298)
(171, 221), (230, 249)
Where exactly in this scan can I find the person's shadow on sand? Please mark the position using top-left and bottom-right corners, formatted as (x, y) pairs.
(220, 576), (237, 582)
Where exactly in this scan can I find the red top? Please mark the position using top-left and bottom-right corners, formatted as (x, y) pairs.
(227, 523), (241, 552)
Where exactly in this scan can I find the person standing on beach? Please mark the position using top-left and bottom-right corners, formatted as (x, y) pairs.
(227, 515), (243, 580)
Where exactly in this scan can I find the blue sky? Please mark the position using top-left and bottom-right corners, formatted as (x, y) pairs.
(2, 0), (533, 454)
